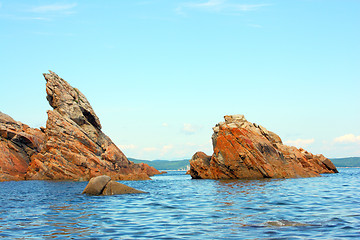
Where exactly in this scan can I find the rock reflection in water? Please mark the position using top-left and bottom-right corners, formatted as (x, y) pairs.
(213, 179), (281, 228)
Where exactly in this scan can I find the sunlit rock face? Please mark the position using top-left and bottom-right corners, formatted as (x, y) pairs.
(0, 112), (44, 181)
(190, 115), (338, 180)
(25, 71), (159, 181)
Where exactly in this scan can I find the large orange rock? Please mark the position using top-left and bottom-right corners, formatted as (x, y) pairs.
(190, 115), (338, 179)
(25, 71), (159, 181)
(0, 112), (44, 181)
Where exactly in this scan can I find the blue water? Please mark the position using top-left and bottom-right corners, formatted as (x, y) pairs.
(0, 168), (359, 239)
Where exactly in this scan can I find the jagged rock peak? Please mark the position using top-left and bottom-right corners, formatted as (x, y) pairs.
(24, 71), (161, 181)
(224, 114), (246, 123)
(44, 70), (102, 130)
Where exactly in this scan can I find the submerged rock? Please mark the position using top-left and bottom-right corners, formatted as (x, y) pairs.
(25, 71), (160, 181)
(0, 112), (44, 181)
(265, 220), (312, 227)
(190, 115), (338, 180)
(82, 175), (145, 195)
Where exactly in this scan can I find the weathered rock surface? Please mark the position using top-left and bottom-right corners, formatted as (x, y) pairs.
(102, 181), (146, 195)
(190, 115), (338, 180)
(24, 71), (160, 181)
(82, 175), (111, 195)
(0, 112), (44, 181)
(82, 175), (145, 195)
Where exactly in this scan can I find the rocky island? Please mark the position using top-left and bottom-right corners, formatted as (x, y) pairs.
(190, 115), (338, 179)
(0, 71), (159, 181)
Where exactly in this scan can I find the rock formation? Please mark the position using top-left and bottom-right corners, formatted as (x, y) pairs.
(190, 115), (338, 179)
(0, 71), (160, 181)
(82, 175), (145, 195)
(24, 71), (160, 181)
(0, 112), (44, 181)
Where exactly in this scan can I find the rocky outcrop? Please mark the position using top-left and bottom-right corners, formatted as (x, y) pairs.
(190, 115), (338, 180)
(82, 175), (146, 195)
(0, 112), (44, 181)
(24, 71), (160, 181)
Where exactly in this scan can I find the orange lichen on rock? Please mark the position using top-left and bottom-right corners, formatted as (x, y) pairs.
(0, 71), (160, 181)
(0, 112), (44, 181)
(24, 71), (160, 181)
(189, 115), (338, 180)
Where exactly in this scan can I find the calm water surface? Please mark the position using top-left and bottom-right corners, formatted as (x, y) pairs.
(0, 168), (359, 239)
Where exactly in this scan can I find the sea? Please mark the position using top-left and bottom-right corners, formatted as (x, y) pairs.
(0, 168), (359, 239)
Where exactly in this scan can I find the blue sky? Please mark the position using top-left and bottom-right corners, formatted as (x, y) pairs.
(0, 0), (359, 160)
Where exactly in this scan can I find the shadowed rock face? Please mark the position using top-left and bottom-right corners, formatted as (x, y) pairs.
(22, 71), (159, 181)
(0, 112), (44, 181)
(190, 115), (338, 180)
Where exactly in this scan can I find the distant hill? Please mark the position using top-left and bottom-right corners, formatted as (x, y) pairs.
(129, 158), (190, 171)
(330, 157), (360, 167)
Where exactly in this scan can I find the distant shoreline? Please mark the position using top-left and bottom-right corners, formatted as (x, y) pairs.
(337, 167), (360, 168)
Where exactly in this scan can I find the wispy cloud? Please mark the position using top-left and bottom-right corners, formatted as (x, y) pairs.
(143, 147), (157, 152)
(334, 134), (360, 144)
(176, 0), (270, 15)
(29, 3), (77, 13)
(285, 138), (315, 148)
(233, 4), (270, 11)
(182, 123), (201, 135)
(119, 144), (137, 150)
(1, 3), (77, 22)
(0, 14), (51, 21)
(188, 0), (224, 9)
(160, 144), (174, 156)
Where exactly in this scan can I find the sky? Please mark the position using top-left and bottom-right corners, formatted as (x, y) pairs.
(0, 0), (359, 160)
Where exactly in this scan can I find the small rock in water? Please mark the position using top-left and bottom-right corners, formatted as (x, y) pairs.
(102, 181), (146, 195)
(82, 175), (111, 195)
(82, 175), (146, 196)
(265, 220), (311, 227)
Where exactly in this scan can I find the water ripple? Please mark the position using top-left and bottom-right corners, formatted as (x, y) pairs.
(0, 169), (359, 239)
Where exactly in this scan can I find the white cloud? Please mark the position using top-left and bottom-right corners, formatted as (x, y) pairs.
(162, 122), (169, 127)
(188, 0), (224, 9)
(162, 145), (173, 150)
(177, 0), (270, 14)
(126, 140), (213, 160)
(233, 4), (270, 11)
(29, 3), (77, 13)
(143, 147), (157, 152)
(119, 144), (137, 150)
(160, 144), (174, 156)
(182, 123), (198, 134)
(285, 138), (315, 148)
(334, 134), (360, 144)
